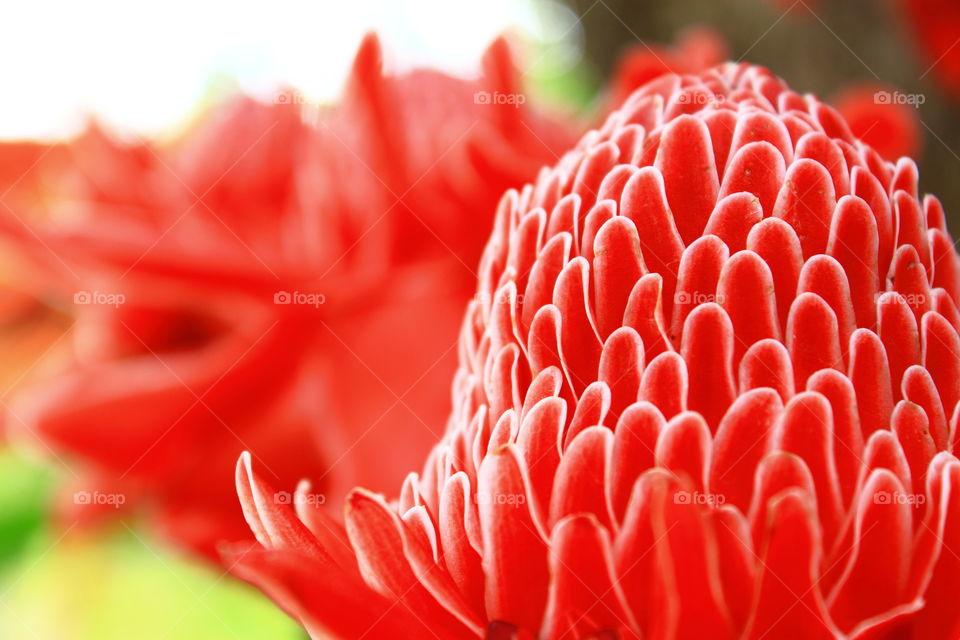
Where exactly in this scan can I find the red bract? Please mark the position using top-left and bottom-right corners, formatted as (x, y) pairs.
(0, 35), (575, 556)
(233, 62), (960, 639)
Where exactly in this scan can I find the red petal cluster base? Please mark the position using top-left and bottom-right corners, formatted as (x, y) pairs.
(233, 62), (960, 639)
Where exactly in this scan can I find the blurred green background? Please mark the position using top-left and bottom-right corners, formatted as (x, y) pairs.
(0, 450), (305, 639)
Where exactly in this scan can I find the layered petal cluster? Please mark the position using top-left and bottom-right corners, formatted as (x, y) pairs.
(0, 35), (575, 555)
(235, 62), (960, 639)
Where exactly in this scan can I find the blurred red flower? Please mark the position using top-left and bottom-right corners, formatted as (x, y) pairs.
(0, 34), (576, 556)
(832, 83), (922, 161)
(0, 141), (74, 439)
(901, 0), (960, 102)
(233, 63), (960, 638)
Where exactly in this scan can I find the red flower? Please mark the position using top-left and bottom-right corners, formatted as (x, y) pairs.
(832, 83), (921, 162)
(0, 141), (76, 437)
(901, 0), (960, 102)
(0, 34), (575, 556)
(233, 62), (960, 639)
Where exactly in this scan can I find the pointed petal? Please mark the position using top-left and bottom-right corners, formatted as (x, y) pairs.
(610, 401), (665, 523)
(594, 216), (646, 339)
(828, 470), (913, 633)
(718, 250), (780, 365)
(541, 515), (639, 639)
(772, 158), (837, 257)
(849, 329), (895, 439)
(656, 411), (711, 492)
(638, 351), (688, 420)
(827, 195), (880, 327)
(738, 338), (795, 402)
(745, 490), (839, 639)
(654, 114), (719, 244)
(747, 217), (803, 334)
(681, 303), (736, 431)
(786, 292), (843, 387)
(710, 388), (783, 512)
(717, 143), (785, 217)
(596, 326), (645, 426)
(550, 426), (615, 529)
(478, 446), (549, 634)
(670, 235), (728, 342)
(704, 192), (764, 252)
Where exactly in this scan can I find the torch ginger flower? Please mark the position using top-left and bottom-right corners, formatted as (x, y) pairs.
(232, 62), (960, 639)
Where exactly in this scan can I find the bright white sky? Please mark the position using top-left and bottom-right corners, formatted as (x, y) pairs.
(0, 0), (582, 140)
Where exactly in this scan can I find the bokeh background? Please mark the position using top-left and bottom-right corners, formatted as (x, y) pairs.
(1, 0), (957, 638)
